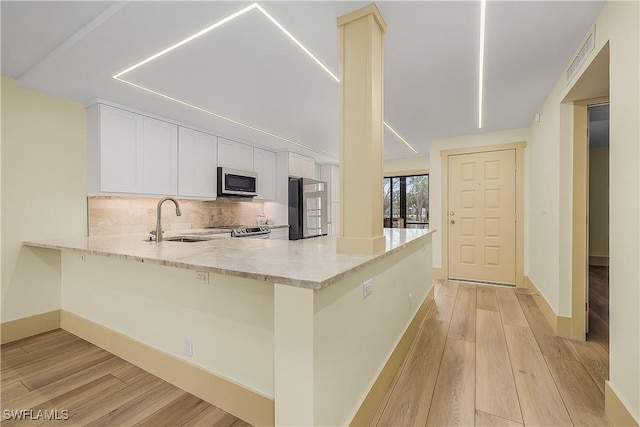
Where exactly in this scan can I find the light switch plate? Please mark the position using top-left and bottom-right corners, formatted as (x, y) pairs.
(363, 279), (373, 298)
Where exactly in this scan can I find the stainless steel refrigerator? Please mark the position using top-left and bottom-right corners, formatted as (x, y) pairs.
(288, 177), (328, 240)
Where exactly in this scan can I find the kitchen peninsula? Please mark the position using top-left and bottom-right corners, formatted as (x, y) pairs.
(25, 228), (434, 426)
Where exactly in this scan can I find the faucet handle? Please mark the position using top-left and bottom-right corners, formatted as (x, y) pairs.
(150, 230), (164, 236)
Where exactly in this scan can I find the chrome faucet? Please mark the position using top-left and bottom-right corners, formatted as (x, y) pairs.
(154, 197), (182, 242)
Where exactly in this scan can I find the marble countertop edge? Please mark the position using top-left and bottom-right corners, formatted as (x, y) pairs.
(24, 228), (435, 290)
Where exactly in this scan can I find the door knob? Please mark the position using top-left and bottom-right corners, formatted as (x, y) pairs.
(450, 219), (456, 224)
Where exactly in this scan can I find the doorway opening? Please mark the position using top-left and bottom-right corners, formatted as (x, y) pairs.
(587, 103), (610, 349)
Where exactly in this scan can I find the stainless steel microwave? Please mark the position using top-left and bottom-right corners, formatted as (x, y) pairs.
(217, 167), (258, 197)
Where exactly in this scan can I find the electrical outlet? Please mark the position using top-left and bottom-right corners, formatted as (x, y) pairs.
(184, 336), (193, 357)
(196, 271), (209, 285)
(363, 279), (373, 299)
(409, 292), (413, 311)
(78, 254), (86, 262)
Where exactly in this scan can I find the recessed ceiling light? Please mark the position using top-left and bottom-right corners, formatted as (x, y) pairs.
(478, 0), (487, 129)
(113, 2), (416, 157)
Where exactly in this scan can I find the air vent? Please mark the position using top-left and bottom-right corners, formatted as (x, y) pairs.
(566, 25), (596, 83)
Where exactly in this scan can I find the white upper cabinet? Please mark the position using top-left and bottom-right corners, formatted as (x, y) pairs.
(178, 127), (217, 198)
(288, 152), (315, 179)
(142, 116), (178, 195)
(218, 138), (253, 171)
(253, 148), (276, 200)
(98, 105), (143, 193)
(93, 104), (177, 195)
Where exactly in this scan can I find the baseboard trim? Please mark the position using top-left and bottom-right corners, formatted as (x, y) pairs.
(432, 267), (445, 280)
(350, 286), (435, 426)
(524, 276), (573, 338)
(60, 310), (274, 427)
(590, 256), (610, 266)
(605, 381), (639, 426)
(1, 310), (61, 344)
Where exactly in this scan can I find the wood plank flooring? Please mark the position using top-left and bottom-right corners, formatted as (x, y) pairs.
(2, 272), (611, 427)
(1, 331), (250, 427)
(374, 281), (612, 427)
(588, 265), (609, 352)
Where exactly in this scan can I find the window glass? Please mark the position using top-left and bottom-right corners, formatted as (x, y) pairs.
(383, 174), (429, 229)
(383, 178), (391, 218)
(392, 178), (400, 219)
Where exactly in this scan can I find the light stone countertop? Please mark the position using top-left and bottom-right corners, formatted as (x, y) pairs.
(24, 228), (435, 290)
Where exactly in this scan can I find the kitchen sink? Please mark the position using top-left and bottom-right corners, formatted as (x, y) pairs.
(162, 233), (231, 243)
(163, 236), (209, 243)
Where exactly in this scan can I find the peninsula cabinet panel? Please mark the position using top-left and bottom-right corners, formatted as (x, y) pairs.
(178, 127), (217, 198)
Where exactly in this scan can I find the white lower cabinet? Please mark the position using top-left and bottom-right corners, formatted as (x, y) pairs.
(178, 127), (217, 198)
(270, 227), (289, 240)
(253, 148), (276, 200)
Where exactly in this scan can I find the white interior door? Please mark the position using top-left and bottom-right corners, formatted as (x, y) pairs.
(448, 149), (517, 285)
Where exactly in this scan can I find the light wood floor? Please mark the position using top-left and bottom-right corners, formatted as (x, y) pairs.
(372, 280), (611, 427)
(0, 330), (251, 427)
(588, 265), (609, 352)
(2, 277), (611, 427)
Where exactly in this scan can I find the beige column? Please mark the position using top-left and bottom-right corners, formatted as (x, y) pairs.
(336, 4), (387, 254)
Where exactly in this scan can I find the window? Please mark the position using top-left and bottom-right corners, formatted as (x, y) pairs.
(383, 174), (429, 229)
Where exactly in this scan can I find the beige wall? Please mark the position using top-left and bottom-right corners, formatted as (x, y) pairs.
(428, 128), (530, 271)
(528, 1), (639, 421)
(62, 251), (275, 396)
(1, 77), (87, 322)
(589, 146), (609, 257)
(60, 234), (432, 425)
(313, 238), (431, 426)
(383, 155), (429, 176)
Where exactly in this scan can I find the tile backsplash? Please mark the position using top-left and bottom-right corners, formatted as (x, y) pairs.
(88, 196), (266, 236)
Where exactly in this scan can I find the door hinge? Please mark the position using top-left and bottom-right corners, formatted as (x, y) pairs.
(586, 302), (588, 311)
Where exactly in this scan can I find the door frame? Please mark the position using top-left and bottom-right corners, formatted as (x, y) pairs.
(571, 97), (609, 340)
(440, 141), (526, 287)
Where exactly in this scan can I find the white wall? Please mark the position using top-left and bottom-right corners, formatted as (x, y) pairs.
(528, 1), (639, 420)
(428, 128), (530, 271)
(1, 77), (87, 322)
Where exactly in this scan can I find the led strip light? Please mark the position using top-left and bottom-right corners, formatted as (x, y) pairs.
(113, 2), (417, 157)
(478, 0), (487, 128)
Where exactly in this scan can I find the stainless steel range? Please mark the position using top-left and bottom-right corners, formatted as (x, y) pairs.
(203, 225), (271, 239)
(230, 226), (271, 239)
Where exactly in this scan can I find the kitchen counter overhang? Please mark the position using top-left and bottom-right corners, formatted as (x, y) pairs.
(24, 228), (435, 290)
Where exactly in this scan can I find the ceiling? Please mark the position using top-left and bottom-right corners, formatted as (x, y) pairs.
(1, 1), (604, 163)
